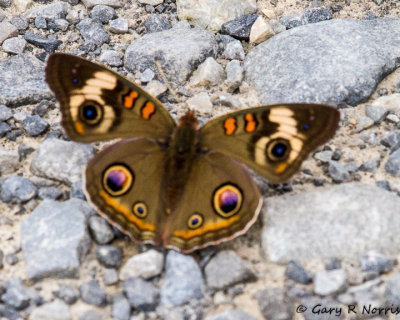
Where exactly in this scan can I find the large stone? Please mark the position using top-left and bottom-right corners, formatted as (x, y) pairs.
(20, 199), (92, 280)
(119, 249), (164, 280)
(262, 183), (400, 263)
(25, 2), (71, 20)
(30, 138), (95, 185)
(29, 301), (72, 320)
(244, 18), (400, 106)
(0, 54), (52, 107)
(176, 0), (256, 32)
(125, 21), (217, 85)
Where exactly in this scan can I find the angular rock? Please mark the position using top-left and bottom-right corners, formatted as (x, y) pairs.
(222, 40), (245, 60)
(279, 13), (305, 30)
(144, 14), (171, 33)
(187, 92), (213, 114)
(1, 279), (31, 310)
(2, 37), (26, 54)
(77, 18), (110, 47)
(328, 161), (350, 183)
(262, 183), (400, 262)
(79, 280), (107, 307)
(96, 245), (122, 268)
(176, 0), (256, 32)
(190, 57), (225, 87)
(29, 301), (72, 320)
(285, 260), (312, 284)
(81, 0), (121, 9)
(245, 18), (400, 106)
(226, 60), (243, 90)
(249, 16), (274, 44)
(161, 250), (204, 306)
(0, 21), (18, 45)
(385, 272), (400, 306)
(90, 5), (116, 23)
(23, 115), (49, 136)
(99, 50), (123, 67)
(0, 54), (52, 107)
(360, 251), (394, 274)
(0, 147), (19, 175)
(303, 7), (333, 24)
(359, 158), (380, 173)
(123, 278), (159, 311)
(371, 93), (400, 116)
(125, 21), (217, 85)
(0, 105), (12, 121)
(380, 130), (400, 151)
(205, 250), (256, 290)
(109, 18), (128, 34)
(111, 294), (131, 320)
(54, 285), (79, 305)
(385, 149), (400, 176)
(365, 105), (387, 123)
(256, 288), (294, 320)
(119, 249), (164, 280)
(38, 186), (62, 200)
(221, 14), (258, 40)
(88, 215), (114, 244)
(20, 199), (92, 280)
(314, 269), (347, 296)
(0, 176), (37, 203)
(104, 268), (118, 286)
(138, 0), (162, 5)
(25, 2), (71, 20)
(30, 138), (95, 185)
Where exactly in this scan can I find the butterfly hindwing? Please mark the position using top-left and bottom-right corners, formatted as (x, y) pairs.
(45, 53), (176, 142)
(200, 104), (340, 183)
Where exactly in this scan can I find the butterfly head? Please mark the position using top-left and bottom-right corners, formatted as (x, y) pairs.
(178, 110), (198, 130)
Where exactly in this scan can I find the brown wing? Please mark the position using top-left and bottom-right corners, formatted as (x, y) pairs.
(84, 138), (167, 245)
(162, 151), (262, 253)
(200, 104), (340, 183)
(46, 53), (176, 142)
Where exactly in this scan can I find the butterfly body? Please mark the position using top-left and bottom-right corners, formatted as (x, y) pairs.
(45, 53), (340, 253)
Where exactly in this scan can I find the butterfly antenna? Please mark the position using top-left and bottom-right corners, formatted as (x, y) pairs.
(154, 58), (181, 104)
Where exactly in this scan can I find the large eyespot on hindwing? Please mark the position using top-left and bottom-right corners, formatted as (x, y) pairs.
(79, 102), (103, 126)
(132, 202), (148, 219)
(187, 213), (204, 229)
(266, 138), (290, 162)
(213, 184), (243, 218)
(103, 164), (134, 197)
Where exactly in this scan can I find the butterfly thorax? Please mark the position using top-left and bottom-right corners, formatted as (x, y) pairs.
(164, 111), (200, 209)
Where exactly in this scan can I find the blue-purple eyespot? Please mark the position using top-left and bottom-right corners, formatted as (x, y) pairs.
(79, 103), (103, 125)
(267, 139), (289, 161)
(133, 202), (147, 218)
(188, 213), (203, 229)
(213, 184), (243, 218)
(103, 164), (133, 196)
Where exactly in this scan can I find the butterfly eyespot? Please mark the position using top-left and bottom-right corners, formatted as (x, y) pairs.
(267, 139), (290, 162)
(79, 103), (103, 125)
(187, 213), (203, 229)
(303, 123), (310, 130)
(103, 164), (134, 197)
(132, 202), (148, 218)
(72, 77), (79, 84)
(213, 184), (243, 218)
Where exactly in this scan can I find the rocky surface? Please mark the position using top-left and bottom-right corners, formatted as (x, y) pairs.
(0, 0), (400, 319)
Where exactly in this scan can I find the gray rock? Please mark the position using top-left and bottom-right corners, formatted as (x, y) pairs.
(111, 294), (131, 320)
(205, 309), (258, 320)
(38, 186), (63, 200)
(1, 279), (30, 310)
(54, 19), (69, 31)
(88, 215), (115, 244)
(279, 13), (305, 30)
(5, 253), (18, 265)
(262, 183), (400, 262)
(360, 251), (394, 274)
(35, 16), (47, 29)
(0, 21), (18, 45)
(285, 260), (312, 284)
(0, 105), (12, 121)
(222, 40), (245, 60)
(99, 50), (123, 67)
(79, 280), (107, 306)
(365, 105), (387, 123)
(77, 18), (110, 47)
(123, 278), (159, 311)
(356, 116), (374, 132)
(30, 138), (95, 185)
(190, 57), (225, 87)
(82, 0), (121, 9)
(25, 2), (71, 20)
(29, 301), (72, 320)
(328, 161), (350, 183)
(0, 122), (11, 137)
(78, 310), (102, 320)
(385, 272), (400, 306)
(176, 0), (256, 32)
(205, 250), (256, 290)
(11, 15), (28, 30)
(314, 269), (347, 296)
(144, 14), (171, 33)
(2, 37), (26, 54)
(96, 245), (122, 268)
(226, 59), (243, 89)
(0, 176), (37, 203)
(359, 158), (380, 173)
(244, 18), (400, 106)
(314, 150), (333, 163)
(70, 181), (86, 200)
(140, 68), (155, 83)
(0, 304), (20, 320)
(221, 14), (258, 40)
(109, 18), (128, 34)
(256, 288), (293, 320)
(20, 199), (92, 280)
(90, 5), (116, 23)
(380, 130), (400, 151)
(385, 148), (400, 176)
(119, 249), (164, 280)
(161, 250), (204, 306)
(303, 7), (333, 24)
(0, 54), (52, 107)
(54, 285), (79, 305)
(0, 147), (19, 174)
(23, 115), (49, 136)
(103, 268), (118, 285)
(0, 0), (10, 8)
(124, 21), (217, 85)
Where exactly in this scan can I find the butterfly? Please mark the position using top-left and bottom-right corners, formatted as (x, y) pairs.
(45, 53), (340, 253)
